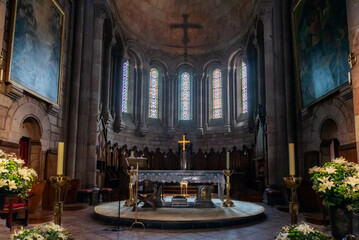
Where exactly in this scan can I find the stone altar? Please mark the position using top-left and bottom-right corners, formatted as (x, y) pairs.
(137, 170), (225, 208)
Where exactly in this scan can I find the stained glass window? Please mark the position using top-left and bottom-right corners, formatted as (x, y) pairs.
(242, 61), (248, 113)
(180, 72), (191, 120)
(212, 69), (222, 119)
(149, 68), (159, 118)
(121, 60), (129, 112)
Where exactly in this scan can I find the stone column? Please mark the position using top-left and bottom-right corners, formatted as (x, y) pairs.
(66, 0), (85, 179)
(254, 36), (265, 108)
(101, 32), (114, 124)
(346, 0), (359, 162)
(195, 72), (204, 136)
(76, 0), (94, 184)
(113, 56), (126, 132)
(167, 73), (175, 136)
(224, 67), (231, 134)
(86, 2), (107, 189)
(138, 66), (149, 136)
(261, 1), (277, 185)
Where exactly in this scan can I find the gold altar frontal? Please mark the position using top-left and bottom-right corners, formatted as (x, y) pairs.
(94, 197), (265, 229)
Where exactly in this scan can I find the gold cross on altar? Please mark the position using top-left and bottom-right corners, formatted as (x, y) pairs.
(178, 134), (190, 151)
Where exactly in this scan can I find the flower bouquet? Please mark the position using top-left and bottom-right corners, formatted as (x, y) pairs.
(0, 150), (37, 199)
(309, 157), (359, 210)
(10, 222), (74, 240)
(275, 223), (331, 240)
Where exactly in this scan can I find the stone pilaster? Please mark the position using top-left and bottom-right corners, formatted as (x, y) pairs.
(346, 0), (359, 163)
(66, 0), (85, 179)
(0, 0), (5, 51)
(167, 73), (175, 137)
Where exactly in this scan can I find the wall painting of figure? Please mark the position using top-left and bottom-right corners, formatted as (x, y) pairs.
(7, 0), (65, 105)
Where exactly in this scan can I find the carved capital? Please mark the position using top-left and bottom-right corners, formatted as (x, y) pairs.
(93, 2), (109, 20)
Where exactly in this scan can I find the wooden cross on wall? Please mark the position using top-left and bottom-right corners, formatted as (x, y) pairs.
(178, 134), (190, 151)
(170, 14), (202, 61)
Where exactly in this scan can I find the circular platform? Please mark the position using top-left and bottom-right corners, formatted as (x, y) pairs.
(94, 197), (265, 229)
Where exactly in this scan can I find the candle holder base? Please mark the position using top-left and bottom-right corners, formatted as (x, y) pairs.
(223, 199), (235, 207)
(124, 199), (135, 207)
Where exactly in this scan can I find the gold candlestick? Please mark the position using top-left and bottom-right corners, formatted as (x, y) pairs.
(283, 175), (302, 225)
(125, 166), (135, 206)
(50, 175), (70, 225)
(223, 170), (235, 207)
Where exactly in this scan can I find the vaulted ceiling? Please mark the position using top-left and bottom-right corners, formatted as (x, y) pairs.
(113, 0), (258, 55)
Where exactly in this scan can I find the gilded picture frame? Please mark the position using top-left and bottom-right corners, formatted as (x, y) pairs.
(7, 0), (65, 106)
(291, 0), (350, 107)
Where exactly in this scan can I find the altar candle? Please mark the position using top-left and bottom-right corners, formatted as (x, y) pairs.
(348, 72), (352, 85)
(289, 143), (295, 176)
(57, 142), (64, 175)
(0, 68), (3, 83)
(131, 151), (134, 157)
(226, 151), (230, 170)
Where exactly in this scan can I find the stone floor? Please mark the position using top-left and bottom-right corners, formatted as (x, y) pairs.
(0, 203), (333, 240)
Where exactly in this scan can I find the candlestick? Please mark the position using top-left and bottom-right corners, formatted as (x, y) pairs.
(57, 142), (64, 175)
(289, 143), (295, 176)
(223, 170), (235, 207)
(50, 175), (70, 225)
(284, 176), (302, 225)
(226, 152), (230, 170)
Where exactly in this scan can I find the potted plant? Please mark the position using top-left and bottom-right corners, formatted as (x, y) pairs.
(275, 223), (331, 240)
(309, 157), (359, 240)
(0, 150), (37, 209)
(11, 222), (74, 240)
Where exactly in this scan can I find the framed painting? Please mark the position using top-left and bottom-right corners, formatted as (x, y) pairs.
(291, 0), (350, 107)
(7, 0), (65, 105)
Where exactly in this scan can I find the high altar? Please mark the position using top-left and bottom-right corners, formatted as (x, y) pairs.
(138, 170), (225, 208)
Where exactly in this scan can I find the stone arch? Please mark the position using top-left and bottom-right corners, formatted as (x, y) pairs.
(310, 98), (354, 151)
(5, 100), (51, 151)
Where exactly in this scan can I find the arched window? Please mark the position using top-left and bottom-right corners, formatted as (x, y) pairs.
(180, 72), (191, 120)
(212, 69), (222, 119)
(121, 60), (129, 113)
(149, 68), (159, 118)
(242, 61), (248, 113)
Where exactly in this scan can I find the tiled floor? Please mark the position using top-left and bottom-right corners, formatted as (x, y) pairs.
(0, 203), (333, 240)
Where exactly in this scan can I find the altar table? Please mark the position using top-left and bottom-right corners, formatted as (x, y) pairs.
(137, 170), (225, 207)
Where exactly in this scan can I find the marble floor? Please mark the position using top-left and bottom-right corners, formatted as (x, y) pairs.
(0, 203), (333, 240)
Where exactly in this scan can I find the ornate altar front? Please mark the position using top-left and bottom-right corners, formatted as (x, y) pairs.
(137, 170), (225, 208)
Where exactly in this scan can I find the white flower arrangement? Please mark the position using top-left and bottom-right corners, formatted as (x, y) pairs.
(10, 222), (73, 240)
(309, 157), (359, 210)
(275, 223), (330, 240)
(0, 150), (37, 198)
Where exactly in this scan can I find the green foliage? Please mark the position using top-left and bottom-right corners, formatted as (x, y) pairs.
(309, 157), (359, 209)
(275, 223), (331, 240)
(0, 150), (37, 198)
(11, 223), (74, 240)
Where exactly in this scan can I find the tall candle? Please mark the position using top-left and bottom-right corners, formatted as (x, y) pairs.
(289, 143), (295, 176)
(57, 142), (64, 175)
(130, 151), (134, 157)
(0, 68), (3, 83)
(348, 71), (352, 84)
(226, 151), (230, 170)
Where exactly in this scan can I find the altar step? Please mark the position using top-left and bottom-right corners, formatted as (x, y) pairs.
(163, 185), (197, 195)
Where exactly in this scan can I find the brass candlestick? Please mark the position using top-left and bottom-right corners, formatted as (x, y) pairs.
(223, 170), (235, 207)
(125, 166), (135, 206)
(50, 175), (70, 225)
(283, 175), (302, 225)
(130, 160), (145, 230)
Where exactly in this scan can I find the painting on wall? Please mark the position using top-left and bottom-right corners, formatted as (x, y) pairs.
(7, 0), (65, 105)
(292, 0), (350, 107)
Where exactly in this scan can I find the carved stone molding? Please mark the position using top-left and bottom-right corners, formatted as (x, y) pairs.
(4, 83), (23, 101)
(137, 124), (149, 137)
(47, 104), (60, 116)
(113, 115), (125, 133)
